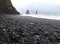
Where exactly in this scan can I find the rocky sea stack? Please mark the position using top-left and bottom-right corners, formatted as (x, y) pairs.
(0, 0), (19, 14)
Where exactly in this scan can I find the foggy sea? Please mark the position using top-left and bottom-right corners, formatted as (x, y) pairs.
(21, 14), (60, 20)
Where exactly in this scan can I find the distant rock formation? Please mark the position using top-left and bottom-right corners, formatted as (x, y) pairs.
(36, 11), (38, 14)
(0, 0), (19, 14)
(26, 10), (30, 14)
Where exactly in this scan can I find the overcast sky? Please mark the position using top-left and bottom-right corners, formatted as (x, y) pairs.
(11, 0), (60, 14)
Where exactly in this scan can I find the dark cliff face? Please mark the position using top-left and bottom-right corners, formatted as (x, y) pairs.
(0, 0), (19, 14)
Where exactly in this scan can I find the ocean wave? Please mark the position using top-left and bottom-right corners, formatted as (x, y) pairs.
(21, 14), (60, 20)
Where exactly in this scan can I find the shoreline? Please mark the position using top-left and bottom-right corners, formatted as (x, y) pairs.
(20, 14), (60, 20)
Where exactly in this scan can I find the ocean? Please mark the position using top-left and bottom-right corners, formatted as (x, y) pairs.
(21, 14), (60, 20)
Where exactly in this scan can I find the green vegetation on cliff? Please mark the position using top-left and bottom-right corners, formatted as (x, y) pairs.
(0, 0), (19, 14)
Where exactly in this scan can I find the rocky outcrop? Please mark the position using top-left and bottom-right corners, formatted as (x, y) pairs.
(0, 0), (19, 14)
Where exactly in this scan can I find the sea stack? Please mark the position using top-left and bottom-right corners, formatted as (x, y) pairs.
(26, 10), (30, 14)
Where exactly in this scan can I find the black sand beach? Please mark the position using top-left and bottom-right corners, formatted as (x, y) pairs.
(0, 15), (60, 44)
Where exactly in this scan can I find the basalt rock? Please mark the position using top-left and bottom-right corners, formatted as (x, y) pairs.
(0, 0), (20, 14)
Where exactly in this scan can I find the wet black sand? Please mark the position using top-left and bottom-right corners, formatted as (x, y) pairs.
(0, 15), (60, 44)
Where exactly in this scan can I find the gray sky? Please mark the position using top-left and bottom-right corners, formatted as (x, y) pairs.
(11, 0), (60, 14)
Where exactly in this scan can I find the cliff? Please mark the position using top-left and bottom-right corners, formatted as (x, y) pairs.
(0, 0), (19, 14)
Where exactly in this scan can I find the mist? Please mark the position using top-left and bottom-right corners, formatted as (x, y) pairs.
(11, 0), (60, 14)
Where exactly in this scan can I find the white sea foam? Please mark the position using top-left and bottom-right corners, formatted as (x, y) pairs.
(20, 14), (60, 20)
